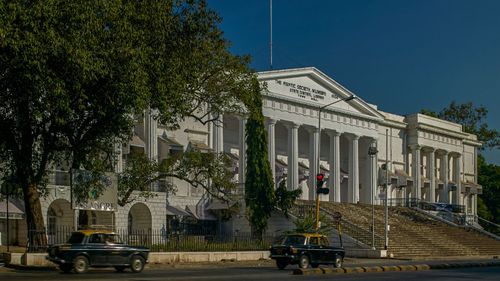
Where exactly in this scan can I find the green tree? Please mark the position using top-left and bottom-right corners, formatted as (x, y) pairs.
(275, 179), (302, 218)
(477, 155), (500, 224)
(117, 150), (236, 207)
(244, 78), (276, 239)
(0, 0), (254, 235)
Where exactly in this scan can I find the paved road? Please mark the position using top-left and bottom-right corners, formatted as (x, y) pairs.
(0, 263), (499, 281)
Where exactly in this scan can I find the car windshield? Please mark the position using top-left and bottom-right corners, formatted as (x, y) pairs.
(67, 232), (85, 244)
(283, 235), (306, 245)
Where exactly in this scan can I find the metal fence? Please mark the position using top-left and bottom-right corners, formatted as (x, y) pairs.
(26, 226), (277, 253)
(386, 198), (465, 213)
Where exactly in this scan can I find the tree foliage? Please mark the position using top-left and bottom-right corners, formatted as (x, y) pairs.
(117, 150), (237, 207)
(421, 101), (499, 150)
(0, 0), (254, 232)
(275, 179), (302, 218)
(477, 155), (500, 224)
(244, 78), (276, 238)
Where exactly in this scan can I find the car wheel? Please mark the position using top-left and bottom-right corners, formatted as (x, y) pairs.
(298, 255), (310, 269)
(73, 256), (89, 274)
(311, 263), (319, 268)
(60, 264), (73, 273)
(115, 266), (127, 272)
(130, 255), (145, 273)
(333, 255), (343, 268)
(276, 259), (287, 270)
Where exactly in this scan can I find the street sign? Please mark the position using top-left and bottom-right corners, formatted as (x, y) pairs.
(332, 211), (342, 223)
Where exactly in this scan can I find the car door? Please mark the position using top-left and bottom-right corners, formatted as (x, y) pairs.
(308, 236), (322, 263)
(319, 237), (332, 263)
(87, 233), (108, 265)
(105, 234), (130, 265)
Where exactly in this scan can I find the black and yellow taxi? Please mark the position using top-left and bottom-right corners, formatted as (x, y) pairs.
(270, 233), (345, 269)
(46, 229), (149, 273)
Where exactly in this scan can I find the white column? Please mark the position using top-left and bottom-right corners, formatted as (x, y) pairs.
(472, 194), (477, 216)
(307, 127), (320, 201)
(411, 145), (421, 200)
(369, 139), (378, 205)
(428, 148), (436, 203)
(145, 110), (158, 160)
(212, 115), (224, 154)
(114, 142), (123, 173)
(267, 118), (277, 187)
(440, 152), (449, 203)
(327, 131), (341, 202)
(238, 117), (247, 185)
(454, 154), (462, 205)
(348, 135), (360, 203)
(286, 122), (300, 191)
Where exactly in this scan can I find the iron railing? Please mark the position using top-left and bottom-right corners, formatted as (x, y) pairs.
(26, 225), (277, 253)
(386, 198), (465, 213)
(289, 202), (384, 249)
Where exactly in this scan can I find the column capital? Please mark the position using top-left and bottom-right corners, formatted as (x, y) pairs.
(325, 130), (341, 138)
(284, 121), (301, 129)
(266, 117), (277, 125)
(422, 146), (435, 153)
(345, 133), (360, 141)
(304, 125), (319, 134)
(409, 144), (421, 151)
(236, 115), (248, 121)
(436, 149), (449, 156)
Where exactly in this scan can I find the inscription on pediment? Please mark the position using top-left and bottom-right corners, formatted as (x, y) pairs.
(265, 77), (344, 108)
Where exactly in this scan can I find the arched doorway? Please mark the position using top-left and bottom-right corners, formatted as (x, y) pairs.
(128, 203), (151, 231)
(47, 199), (73, 244)
(127, 203), (152, 245)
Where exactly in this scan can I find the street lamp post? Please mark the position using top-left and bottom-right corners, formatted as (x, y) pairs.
(315, 95), (356, 230)
(384, 129), (389, 250)
(368, 146), (378, 250)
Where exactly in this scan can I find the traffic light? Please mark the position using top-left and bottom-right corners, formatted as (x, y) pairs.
(316, 173), (329, 195)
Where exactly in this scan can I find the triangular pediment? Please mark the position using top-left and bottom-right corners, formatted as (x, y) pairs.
(258, 67), (384, 120)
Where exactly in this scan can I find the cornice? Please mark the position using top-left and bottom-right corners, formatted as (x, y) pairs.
(415, 124), (469, 139)
(263, 91), (383, 123)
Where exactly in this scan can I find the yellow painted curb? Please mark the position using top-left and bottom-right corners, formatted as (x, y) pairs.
(381, 265), (401, 272)
(343, 267), (365, 273)
(398, 265), (417, 271)
(292, 268), (323, 275)
(414, 264), (431, 270)
(430, 263), (450, 269)
(321, 267), (345, 274)
(362, 266), (384, 272)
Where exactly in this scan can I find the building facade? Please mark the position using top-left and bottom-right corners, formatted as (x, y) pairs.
(0, 67), (482, 246)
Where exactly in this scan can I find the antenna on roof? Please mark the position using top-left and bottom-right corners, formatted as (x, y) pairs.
(269, 0), (273, 70)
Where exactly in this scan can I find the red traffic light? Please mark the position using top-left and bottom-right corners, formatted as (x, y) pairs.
(316, 173), (324, 182)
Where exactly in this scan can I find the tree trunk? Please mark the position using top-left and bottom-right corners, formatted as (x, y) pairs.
(23, 182), (47, 252)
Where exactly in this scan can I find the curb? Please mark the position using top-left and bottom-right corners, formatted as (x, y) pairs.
(4, 263), (56, 271)
(293, 261), (500, 275)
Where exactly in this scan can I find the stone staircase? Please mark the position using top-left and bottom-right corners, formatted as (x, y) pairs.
(299, 200), (500, 258)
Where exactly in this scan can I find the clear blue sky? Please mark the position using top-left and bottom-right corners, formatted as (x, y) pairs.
(208, 0), (500, 164)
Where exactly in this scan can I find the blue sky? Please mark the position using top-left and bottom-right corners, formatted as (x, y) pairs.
(208, 0), (500, 164)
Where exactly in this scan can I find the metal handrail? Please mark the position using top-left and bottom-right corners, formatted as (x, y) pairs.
(291, 202), (384, 249)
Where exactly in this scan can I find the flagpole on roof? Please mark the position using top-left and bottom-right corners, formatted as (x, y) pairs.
(269, 0), (273, 70)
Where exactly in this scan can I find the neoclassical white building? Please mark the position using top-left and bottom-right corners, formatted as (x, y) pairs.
(0, 67), (482, 246)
